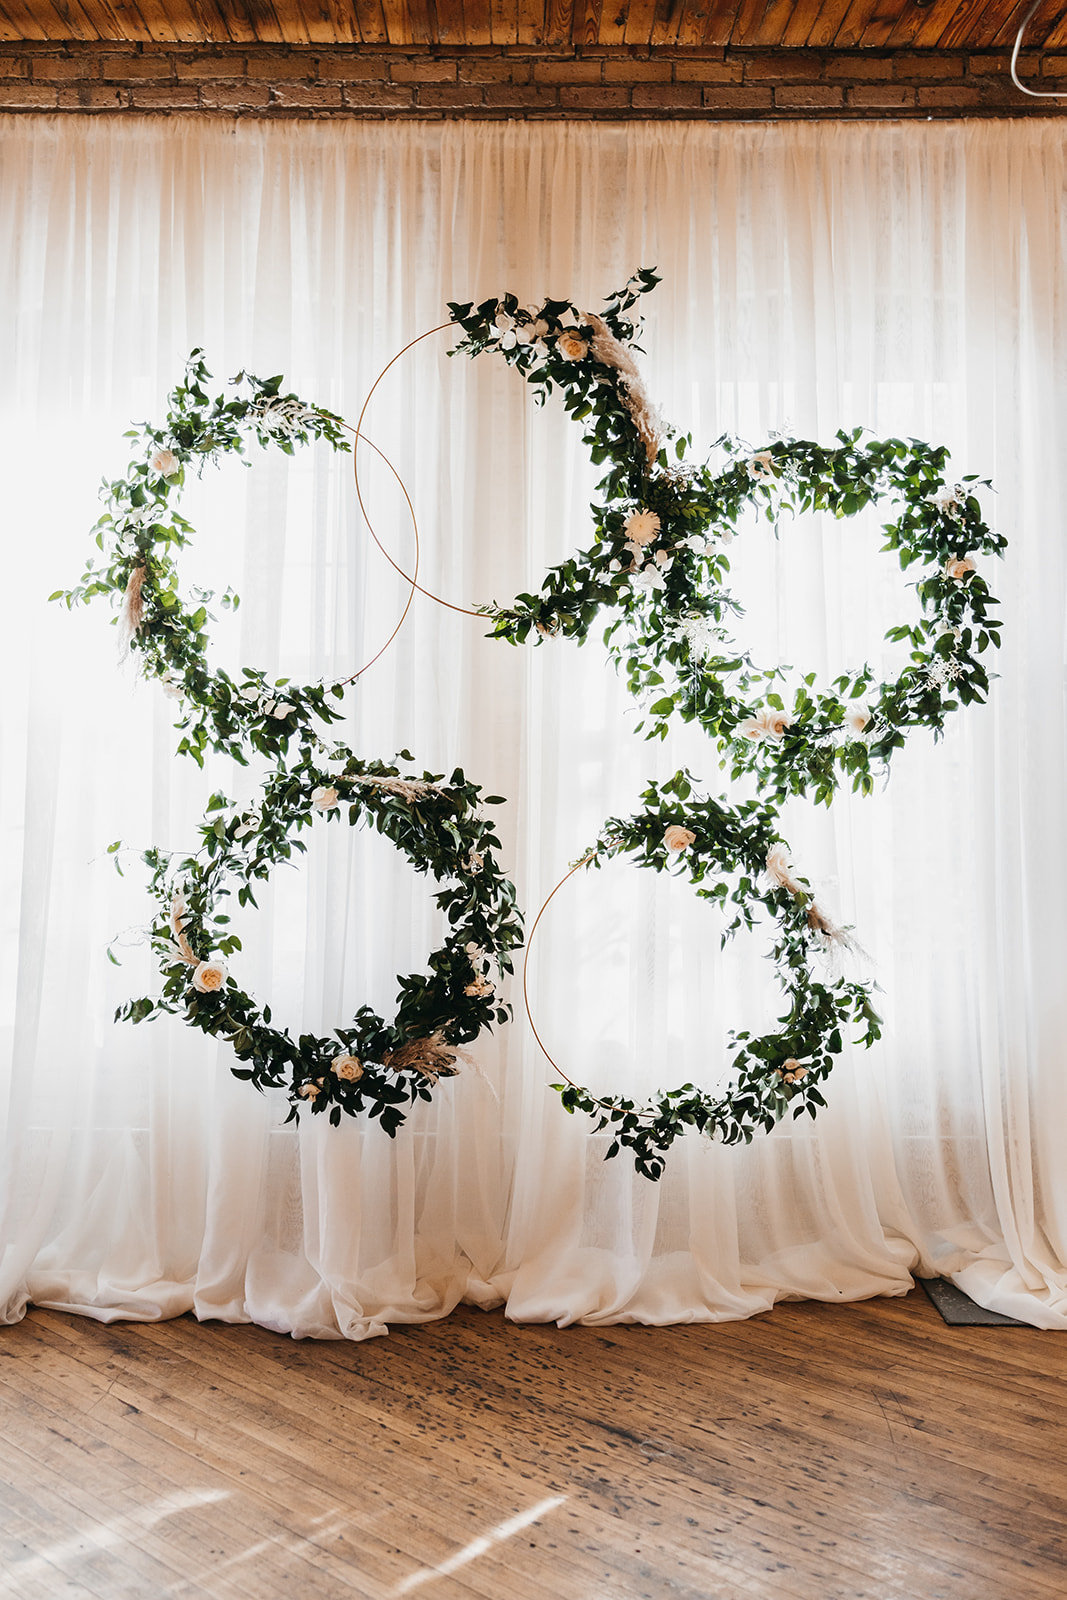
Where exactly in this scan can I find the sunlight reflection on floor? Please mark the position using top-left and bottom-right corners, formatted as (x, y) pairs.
(391, 1494), (568, 1595)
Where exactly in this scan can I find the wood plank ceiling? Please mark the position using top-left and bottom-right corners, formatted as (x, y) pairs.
(1, 0), (1064, 51)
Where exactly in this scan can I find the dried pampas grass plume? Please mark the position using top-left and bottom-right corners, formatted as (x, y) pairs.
(584, 313), (663, 467)
(119, 562), (147, 650)
(383, 1030), (462, 1084)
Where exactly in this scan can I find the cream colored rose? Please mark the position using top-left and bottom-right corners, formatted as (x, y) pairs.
(557, 329), (589, 361)
(663, 825), (696, 852)
(150, 448), (179, 477)
(624, 510), (661, 547)
(944, 555), (976, 581)
(312, 785), (339, 811)
(299, 1081), (321, 1100)
(332, 1054), (364, 1082)
(192, 959), (227, 994)
(747, 451), (776, 481)
(738, 707), (791, 742)
(846, 705), (871, 736)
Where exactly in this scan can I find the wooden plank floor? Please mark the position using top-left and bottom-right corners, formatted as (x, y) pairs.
(0, 1289), (1064, 1599)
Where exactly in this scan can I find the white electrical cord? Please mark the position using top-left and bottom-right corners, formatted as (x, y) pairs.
(1011, 0), (1067, 96)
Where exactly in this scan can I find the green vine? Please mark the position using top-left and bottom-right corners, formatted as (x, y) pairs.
(548, 772), (881, 1181)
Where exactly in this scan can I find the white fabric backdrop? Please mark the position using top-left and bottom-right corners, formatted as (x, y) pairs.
(2, 115), (1065, 1335)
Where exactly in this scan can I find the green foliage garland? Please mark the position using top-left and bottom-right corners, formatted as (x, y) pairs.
(55, 351), (356, 767)
(126, 754), (522, 1130)
(549, 772), (881, 1181)
(447, 275), (1005, 807)
(447, 271), (1005, 1175)
(61, 353), (523, 1133)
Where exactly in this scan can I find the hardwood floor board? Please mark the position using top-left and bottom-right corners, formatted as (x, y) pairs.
(1, 1324), (622, 1600)
(0, 1357), (429, 1598)
(4, 1291), (1066, 1600)
(1, 1326), (796, 1600)
(175, 1324), (1033, 1599)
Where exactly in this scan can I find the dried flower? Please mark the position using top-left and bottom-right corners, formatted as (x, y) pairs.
(624, 510), (661, 547)
(765, 844), (804, 897)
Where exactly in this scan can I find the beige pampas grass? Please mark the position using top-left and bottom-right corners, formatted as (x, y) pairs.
(585, 313), (663, 467)
(383, 1030), (461, 1083)
(119, 562), (147, 648)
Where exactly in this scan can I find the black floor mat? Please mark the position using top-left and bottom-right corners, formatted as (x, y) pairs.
(916, 1276), (1028, 1327)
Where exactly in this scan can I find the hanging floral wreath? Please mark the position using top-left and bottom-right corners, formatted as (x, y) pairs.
(448, 275), (1006, 806)
(529, 771), (881, 1181)
(122, 753), (523, 1132)
(63, 354), (523, 1131)
(54, 350), (358, 766)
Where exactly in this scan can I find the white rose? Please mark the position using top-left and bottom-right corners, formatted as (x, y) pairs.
(150, 448), (179, 477)
(624, 510), (661, 547)
(192, 959), (227, 994)
(557, 329), (589, 361)
(312, 786), (339, 811)
(332, 1054), (364, 1082)
(846, 705), (871, 736)
(738, 707), (791, 742)
(663, 825), (696, 852)
(944, 555), (976, 581)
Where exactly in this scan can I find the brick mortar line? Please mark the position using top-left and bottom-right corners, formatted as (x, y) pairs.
(0, 43), (1064, 114)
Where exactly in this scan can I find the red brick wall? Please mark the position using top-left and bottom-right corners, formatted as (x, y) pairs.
(1, 42), (1064, 118)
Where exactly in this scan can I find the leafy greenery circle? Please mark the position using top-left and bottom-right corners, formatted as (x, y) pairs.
(123, 753), (524, 1132)
(448, 274), (1006, 807)
(64, 352), (522, 1132)
(540, 772), (880, 1181)
(56, 350), (359, 768)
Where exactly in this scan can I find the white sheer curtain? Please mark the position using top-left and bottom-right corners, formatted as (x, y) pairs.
(2, 116), (1065, 1335)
